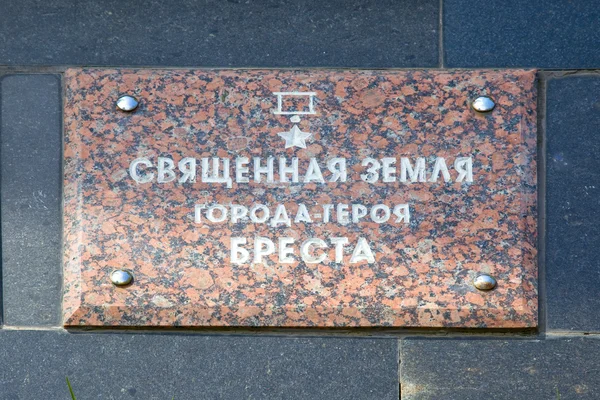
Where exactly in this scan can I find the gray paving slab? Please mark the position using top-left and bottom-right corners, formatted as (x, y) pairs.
(546, 75), (600, 332)
(0, 0), (438, 68)
(444, 1), (600, 68)
(0, 330), (398, 400)
(1, 74), (62, 326)
(400, 338), (600, 400)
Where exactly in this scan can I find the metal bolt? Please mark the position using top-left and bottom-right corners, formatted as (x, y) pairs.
(471, 96), (496, 113)
(110, 269), (134, 286)
(116, 95), (139, 112)
(473, 274), (497, 291)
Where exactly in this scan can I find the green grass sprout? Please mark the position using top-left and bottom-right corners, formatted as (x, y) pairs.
(66, 377), (76, 400)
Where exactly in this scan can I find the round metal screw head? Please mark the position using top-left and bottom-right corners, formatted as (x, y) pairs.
(471, 96), (496, 113)
(116, 95), (139, 112)
(473, 274), (497, 291)
(110, 269), (134, 286)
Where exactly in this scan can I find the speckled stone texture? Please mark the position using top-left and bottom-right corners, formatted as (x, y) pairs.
(63, 69), (537, 328)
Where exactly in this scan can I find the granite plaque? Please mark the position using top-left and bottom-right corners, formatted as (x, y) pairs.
(63, 69), (537, 328)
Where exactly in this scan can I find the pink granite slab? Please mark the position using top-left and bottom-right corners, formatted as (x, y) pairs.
(63, 69), (537, 328)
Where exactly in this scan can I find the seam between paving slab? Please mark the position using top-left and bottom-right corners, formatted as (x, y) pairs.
(439, 0), (444, 68)
(537, 72), (548, 337)
(5, 66), (600, 73)
(3, 325), (599, 339)
(0, 75), (4, 325)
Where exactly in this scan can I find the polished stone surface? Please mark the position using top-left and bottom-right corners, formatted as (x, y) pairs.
(444, 1), (600, 68)
(1, 74), (62, 326)
(0, 0), (599, 397)
(546, 75), (600, 331)
(63, 69), (537, 328)
(0, 330), (398, 400)
(0, 0), (438, 68)
(401, 338), (600, 399)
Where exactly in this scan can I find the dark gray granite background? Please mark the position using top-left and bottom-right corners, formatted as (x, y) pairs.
(444, 1), (600, 68)
(0, 0), (439, 68)
(401, 338), (600, 400)
(1, 1), (600, 399)
(0, 331), (398, 399)
(1, 74), (62, 326)
(546, 74), (600, 332)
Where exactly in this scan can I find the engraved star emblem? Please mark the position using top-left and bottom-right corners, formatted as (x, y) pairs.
(277, 125), (312, 149)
